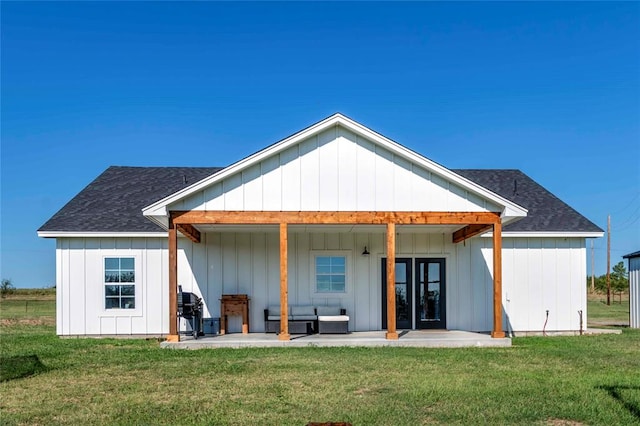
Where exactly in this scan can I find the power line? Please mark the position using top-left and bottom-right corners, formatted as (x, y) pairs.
(615, 216), (640, 231)
(611, 192), (640, 215)
(614, 207), (640, 229)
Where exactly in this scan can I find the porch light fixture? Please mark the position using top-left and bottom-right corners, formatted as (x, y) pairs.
(362, 246), (370, 256)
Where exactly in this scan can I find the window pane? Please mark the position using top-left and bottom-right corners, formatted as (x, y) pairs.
(105, 297), (120, 309)
(316, 256), (331, 266)
(331, 275), (345, 285)
(121, 285), (135, 296)
(120, 271), (135, 283)
(395, 263), (407, 282)
(105, 272), (120, 283)
(331, 257), (345, 267)
(331, 275), (345, 292)
(332, 264), (345, 274)
(317, 276), (330, 285)
(105, 285), (120, 296)
(317, 281), (331, 292)
(120, 258), (134, 270)
(121, 298), (135, 309)
(105, 258), (120, 270)
(316, 265), (331, 274)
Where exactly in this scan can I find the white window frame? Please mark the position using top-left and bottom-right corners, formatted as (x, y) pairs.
(310, 250), (352, 295)
(102, 255), (140, 314)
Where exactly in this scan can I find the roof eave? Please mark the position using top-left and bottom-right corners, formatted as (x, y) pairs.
(481, 231), (604, 238)
(37, 231), (168, 238)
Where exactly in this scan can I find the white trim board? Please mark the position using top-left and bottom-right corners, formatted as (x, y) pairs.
(38, 232), (168, 238)
(482, 232), (604, 238)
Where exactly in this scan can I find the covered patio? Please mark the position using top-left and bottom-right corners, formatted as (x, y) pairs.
(161, 329), (512, 349)
(166, 211), (507, 342)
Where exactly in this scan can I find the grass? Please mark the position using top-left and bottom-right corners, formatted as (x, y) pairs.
(1, 290), (639, 425)
(588, 292), (630, 327)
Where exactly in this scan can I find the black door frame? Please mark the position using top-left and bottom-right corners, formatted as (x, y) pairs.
(382, 257), (447, 330)
(415, 258), (446, 330)
(381, 258), (412, 330)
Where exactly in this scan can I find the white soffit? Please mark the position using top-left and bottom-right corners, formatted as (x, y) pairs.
(142, 114), (528, 221)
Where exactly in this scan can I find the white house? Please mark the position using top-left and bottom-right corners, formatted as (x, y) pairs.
(38, 114), (603, 340)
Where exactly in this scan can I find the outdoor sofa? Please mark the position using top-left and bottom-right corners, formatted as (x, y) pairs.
(264, 305), (349, 334)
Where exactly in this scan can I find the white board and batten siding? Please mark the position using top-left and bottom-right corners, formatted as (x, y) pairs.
(171, 127), (500, 213)
(628, 255), (640, 329)
(56, 232), (588, 336)
(56, 237), (169, 336)
(500, 237), (587, 335)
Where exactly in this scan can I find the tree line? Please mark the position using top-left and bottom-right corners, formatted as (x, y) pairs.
(588, 261), (629, 293)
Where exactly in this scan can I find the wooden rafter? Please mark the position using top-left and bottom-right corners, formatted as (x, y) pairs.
(176, 224), (201, 243)
(171, 210), (500, 226)
(452, 224), (493, 244)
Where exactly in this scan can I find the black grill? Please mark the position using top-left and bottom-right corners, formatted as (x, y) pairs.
(177, 286), (203, 338)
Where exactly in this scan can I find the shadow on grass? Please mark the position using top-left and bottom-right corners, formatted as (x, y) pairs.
(598, 385), (640, 421)
(0, 354), (49, 382)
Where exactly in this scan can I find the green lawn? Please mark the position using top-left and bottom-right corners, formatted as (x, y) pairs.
(1, 291), (639, 425)
(588, 292), (630, 327)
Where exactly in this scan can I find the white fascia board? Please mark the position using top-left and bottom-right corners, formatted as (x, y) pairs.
(37, 231), (168, 238)
(481, 231), (604, 238)
(142, 113), (528, 219)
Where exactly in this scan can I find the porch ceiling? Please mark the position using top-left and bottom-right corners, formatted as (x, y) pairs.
(193, 224), (464, 234)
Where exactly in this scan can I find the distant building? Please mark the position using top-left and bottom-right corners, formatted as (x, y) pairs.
(623, 250), (640, 328)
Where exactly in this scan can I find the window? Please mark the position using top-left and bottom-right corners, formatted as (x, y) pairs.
(315, 255), (346, 293)
(104, 258), (135, 309)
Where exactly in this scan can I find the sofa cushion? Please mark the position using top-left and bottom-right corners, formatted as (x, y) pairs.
(318, 315), (349, 322)
(316, 306), (341, 316)
(268, 305), (292, 316)
(292, 315), (317, 321)
(291, 305), (316, 316)
(267, 305), (281, 316)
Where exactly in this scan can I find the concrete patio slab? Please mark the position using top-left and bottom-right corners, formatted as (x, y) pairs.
(160, 330), (512, 349)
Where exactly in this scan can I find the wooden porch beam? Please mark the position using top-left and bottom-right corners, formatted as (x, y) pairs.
(491, 221), (505, 338)
(452, 224), (493, 244)
(171, 210), (501, 226)
(176, 224), (201, 243)
(385, 222), (398, 340)
(167, 218), (179, 342)
(278, 223), (290, 341)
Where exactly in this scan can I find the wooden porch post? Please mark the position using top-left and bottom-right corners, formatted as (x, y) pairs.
(279, 223), (290, 341)
(491, 221), (505, 338)
(386, 222), (398, 340)
(167, 216), (179, 342)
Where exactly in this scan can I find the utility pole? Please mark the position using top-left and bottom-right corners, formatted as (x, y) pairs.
(606, 214), (611, 306)
(591, 239), (595, 293)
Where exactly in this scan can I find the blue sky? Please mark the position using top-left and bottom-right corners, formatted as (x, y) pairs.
(1, 2), (638, 288)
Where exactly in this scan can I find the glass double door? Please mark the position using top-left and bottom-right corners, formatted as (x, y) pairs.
(382, 258), (446, 330)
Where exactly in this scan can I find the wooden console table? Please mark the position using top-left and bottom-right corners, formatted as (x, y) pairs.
(220, 294), (250, 334)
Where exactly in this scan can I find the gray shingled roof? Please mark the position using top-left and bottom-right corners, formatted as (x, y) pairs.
(623, 251), (640, 259)
(453, 169), (602, 233)
(39, 166), (602, 234)
(38, 166), (222, 233)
